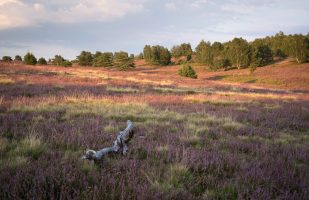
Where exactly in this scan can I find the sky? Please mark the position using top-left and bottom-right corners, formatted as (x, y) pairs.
(0, 0), (308, 60)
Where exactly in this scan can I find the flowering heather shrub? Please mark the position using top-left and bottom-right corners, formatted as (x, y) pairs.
(0, 65), (308, 199)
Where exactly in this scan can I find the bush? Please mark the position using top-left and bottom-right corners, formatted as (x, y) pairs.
(14, 55), (22, 62)
(37, 57), (47, 65)
(23, 52), (37, 65)
(62, 60), (72, 67)
(113, 51), (135, 70)
(2, 56), (12, 62)
(178, 64), (197, 79)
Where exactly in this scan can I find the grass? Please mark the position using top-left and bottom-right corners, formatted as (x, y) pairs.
(0, 75), (14, 85)
(0, 135), (47, 169)
(221, 117), (245, 132)
(184, 95), (238, 106)
(144, 163), (193, 192)
(106, 87), (141, 93)
(220, 74), (284, 85)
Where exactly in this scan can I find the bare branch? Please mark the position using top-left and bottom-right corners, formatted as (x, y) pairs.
(82, 120), (134, 160)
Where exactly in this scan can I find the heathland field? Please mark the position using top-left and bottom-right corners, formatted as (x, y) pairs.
(0, 60), (308, 199)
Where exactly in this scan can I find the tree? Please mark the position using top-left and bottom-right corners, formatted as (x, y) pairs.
(2, 56), (12, 62)
(265, 32), (287, 58)
(195, 40), (213, 65)
(93, 51), (113, 67)
(158, 46), (171, 65)
(285, 34), (308, 64)
(62, 60), (72, 67)
(51, 55), (71, 67)
(211, 42), (229, 70)
(251, 44), (273, 67)
(23, 52), (37, 65)
(14, 55), (22, 62)
(77, 51), (93, 66)
(52, 55), (65, 66)
(129, 54), (135, 60)
(37, 57), (47, 65)
(224, 38), (251, 69)
(137, 53), (144, 59)
(143, 45), (171, 65)
(171, 43), (193, 58)
(178, 64), (197, 79)
(113, 51), (135, 70)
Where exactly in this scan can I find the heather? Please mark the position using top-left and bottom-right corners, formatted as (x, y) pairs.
(0, 63), (308, 199)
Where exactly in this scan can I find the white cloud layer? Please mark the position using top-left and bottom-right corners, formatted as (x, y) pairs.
(0, 0), (144, 30)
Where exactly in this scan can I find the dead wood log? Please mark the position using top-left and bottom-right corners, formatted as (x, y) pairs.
(82, 120), (134, 160)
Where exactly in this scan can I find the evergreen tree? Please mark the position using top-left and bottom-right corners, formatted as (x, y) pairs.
(37, 57), (47, 65)
(178, 64), (197, 78)
(2, 56), (12, 62)
(137, 53), (144, 59)
(52, 55), (65, 66)
(77, 51), (93, 66)
(52, 55), (71, 67)
(113, 51), (135, 70)
(251, 44), (273, 67)
(144, 45), (171, 65)
(171, 43), (193, 58)
(23, 52), (37, 65)
(195, 40), (213, 65)
(143, 45), (152, 63)
(93, 51), (113, 67)
(14, 55), (22, 62)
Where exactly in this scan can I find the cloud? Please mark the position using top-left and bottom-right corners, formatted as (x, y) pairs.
(220, 0), (279, 14)
(0, 0), (145, 30)
(164, 2), (177, 11)
(191, 0), (208, 8)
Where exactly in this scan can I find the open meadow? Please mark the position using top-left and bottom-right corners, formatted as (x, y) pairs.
(0, 60), (309, 199)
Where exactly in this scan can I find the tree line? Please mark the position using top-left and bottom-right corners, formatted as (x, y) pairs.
(76, 51), (135, 70)
(142, 32), (308, 71)
(1, 32), (308, 71)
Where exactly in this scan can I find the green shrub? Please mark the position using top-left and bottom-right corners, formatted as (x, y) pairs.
(178, 64), (197, 79)
(62, 60), (72, 67)
(37, 57), (47, 65)
(93, 52), (113, 67)
(24, 52), (37, 65)
(143, 45), (171, 65)
(14, 55), (22, 62)
(113, 51), (135, 70)
(77, 51), (93, 66)
(2, 56), (12, 62)
(52, 55), (71, 67)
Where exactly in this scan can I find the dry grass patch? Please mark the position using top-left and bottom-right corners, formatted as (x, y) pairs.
(184, 95), (237, 106)
(0, 75), (14, 85)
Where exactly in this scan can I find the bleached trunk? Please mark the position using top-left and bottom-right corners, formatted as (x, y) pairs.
(82, 120), (134, 160)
